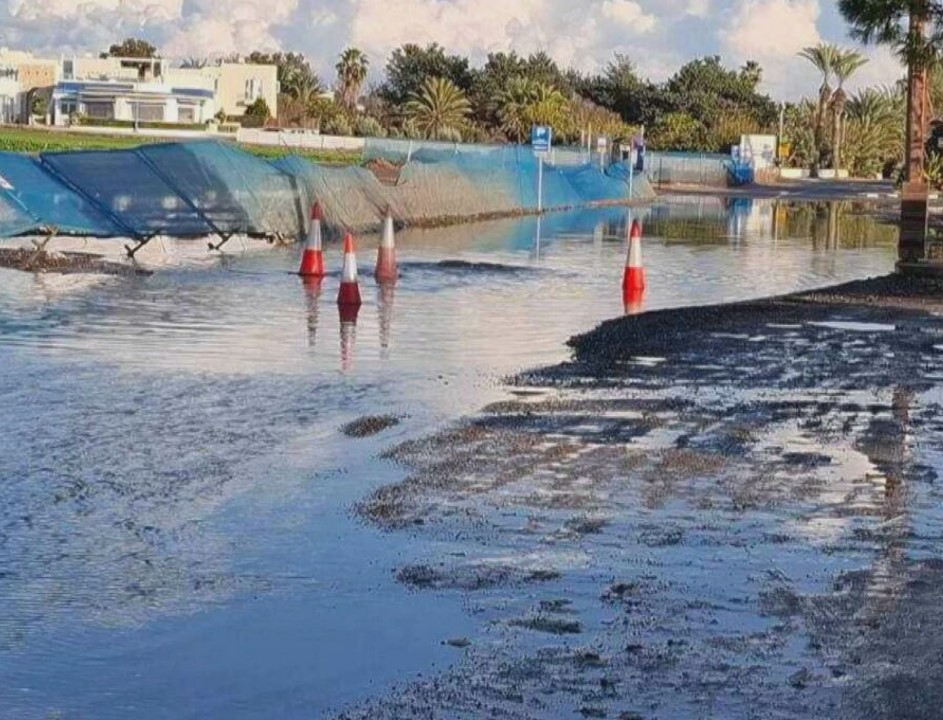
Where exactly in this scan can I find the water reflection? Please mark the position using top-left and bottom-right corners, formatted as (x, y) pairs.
(0, 198), (905, 720)
(339, 302), (359, 372)
(377, 282), (395, 357)
(302, 276), (323, 349)
(643, 198), (898, 249)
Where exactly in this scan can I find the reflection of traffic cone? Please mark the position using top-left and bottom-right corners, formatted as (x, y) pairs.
(299, 202), (325, 277)
(337, 232), (362, 307)
(302, 276), (323, 348)
(378, 282), (395, 354)
(339, 304), (359, 372)
(623, 219), (646, 303)
(375, 211), (398, 283)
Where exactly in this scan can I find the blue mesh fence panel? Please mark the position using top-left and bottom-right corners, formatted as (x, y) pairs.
(40, 148), (215, 237)
(0, 190), (42, 238)
(138, 142), (305, 237)
(0, 138), (643, 241)
(566, 163), (632, 203)
(360, 136), (635, 214)
(0, 152), (122, 236)
(645, 152), (730, 186)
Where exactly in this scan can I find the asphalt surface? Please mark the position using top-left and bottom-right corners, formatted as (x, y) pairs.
(342, 274), (943, 720)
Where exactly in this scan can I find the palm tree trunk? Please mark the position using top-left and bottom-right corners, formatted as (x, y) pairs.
(832, 107), (842, 170)
(904, 61), (928, 184)
(899, 11), (930, 265)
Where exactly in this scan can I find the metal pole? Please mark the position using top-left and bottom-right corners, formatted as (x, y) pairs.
(537, 154), (544, 214)
(628, 161), (634, 200)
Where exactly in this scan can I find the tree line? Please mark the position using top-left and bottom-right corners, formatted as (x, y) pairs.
(104, 34), (935, 181)
(103, 37), (782, 151)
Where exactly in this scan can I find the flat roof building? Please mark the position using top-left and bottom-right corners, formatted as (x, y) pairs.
(52, 80), (217, 126)
(0, 50), (278, 128)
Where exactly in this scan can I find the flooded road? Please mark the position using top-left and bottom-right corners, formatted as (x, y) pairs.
(0, 197), (897, 719)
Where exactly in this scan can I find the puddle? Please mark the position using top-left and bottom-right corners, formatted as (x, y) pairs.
(810, 321), (897, 332)
(0, 198), (899, 719)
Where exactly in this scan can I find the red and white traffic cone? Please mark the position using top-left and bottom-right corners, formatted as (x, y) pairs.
(623, 219), (646, 303)
(299, 201), (325, 277)
(375, 210), (398, 283)
(337, 232), (362, 307)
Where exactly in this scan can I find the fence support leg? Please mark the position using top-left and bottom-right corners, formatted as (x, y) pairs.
(124, 237), (152, 260)
(208, 233), (234, 252)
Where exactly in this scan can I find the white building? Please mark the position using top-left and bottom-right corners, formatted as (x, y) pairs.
(51, 55), (277, 127)
(52, 79), (217, 126)
(0, 67), (21, 123)
(0, 49), (59, 123)
(0, 50), (278, 128)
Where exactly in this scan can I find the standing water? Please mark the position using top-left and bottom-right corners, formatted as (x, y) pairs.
(0, 198), (896, 719)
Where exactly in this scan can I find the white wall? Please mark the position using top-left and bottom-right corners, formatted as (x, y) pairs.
(236, 129), (365, 151)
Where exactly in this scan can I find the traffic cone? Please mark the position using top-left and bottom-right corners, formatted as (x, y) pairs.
(299, 202), (325, 277)
(375, 210), (398, 283)
(624, 286), (645, 316)
(337, 232), (362, 307)
(623, 219), (646, 302)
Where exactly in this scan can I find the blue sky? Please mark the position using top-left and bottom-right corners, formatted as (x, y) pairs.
(2, 0), (904, 100)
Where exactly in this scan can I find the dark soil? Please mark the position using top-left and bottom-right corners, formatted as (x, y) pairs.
(0, 248), (151, 276)
(340, 415), (402, 438)
(340, 273), (943, 720)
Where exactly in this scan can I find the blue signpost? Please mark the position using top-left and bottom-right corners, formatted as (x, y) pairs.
(531, 125), (552, 153)
(531, 125), (552, 213)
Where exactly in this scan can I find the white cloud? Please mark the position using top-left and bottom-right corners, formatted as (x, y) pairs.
(7, 0), (184, 24)
(686, 0), (711, 16)
(849, 45), (904, 92)
(163, 0), (299, 57)
(719, 0), (822, 98)
(600, 0), (657, 31)
(0, 0), (912, 99)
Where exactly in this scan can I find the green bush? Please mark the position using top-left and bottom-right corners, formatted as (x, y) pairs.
(243, 97), (272, 128)
(322, 114), (352, 136)
(353, 115), (386, 138)
(77, 118), (208, 131)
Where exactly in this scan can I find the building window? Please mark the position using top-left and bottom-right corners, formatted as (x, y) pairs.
(85, 101), (114, 120)
(63, 60), (74, 80)
(245, 78), (260, 102)
(178, 107), (196, 124)
(135, 104), (164, 122)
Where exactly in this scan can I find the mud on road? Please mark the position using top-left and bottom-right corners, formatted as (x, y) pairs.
(342, 275), (943, 720)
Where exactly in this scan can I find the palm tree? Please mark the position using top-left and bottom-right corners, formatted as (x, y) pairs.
(497, 77), (540, 142)
(283, 72), (323, 128)
(830, 50), (868, 169)
(843, 86), (905, 176)
(523, 86), (568, 138)
(799, 43), (842, 168)
(740, 60), (763, 89)
(181, 57), (208, 69)
(838, 0), (938, 262)
(404, 76), (471, 140)
(336, 48), (369, 111)
(497, 78), (566, 142)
